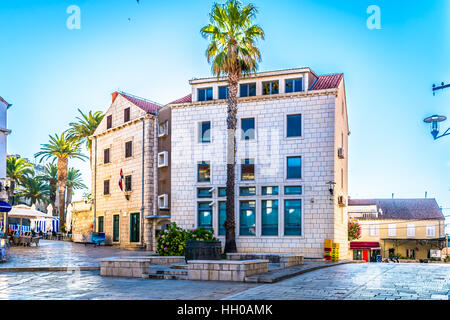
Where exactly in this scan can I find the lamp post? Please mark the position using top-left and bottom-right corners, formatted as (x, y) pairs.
(424, 81), (449, 140)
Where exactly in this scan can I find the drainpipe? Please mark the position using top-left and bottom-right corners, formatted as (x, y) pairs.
(93, 136), (97, 232)
(153, 113), (159, 251)
(141, 119), (145, 247)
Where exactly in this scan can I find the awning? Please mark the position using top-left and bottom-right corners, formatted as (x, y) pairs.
(350, 241), (381, 250)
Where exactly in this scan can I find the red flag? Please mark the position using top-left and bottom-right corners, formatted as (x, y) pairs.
(118, 169), (124, 191)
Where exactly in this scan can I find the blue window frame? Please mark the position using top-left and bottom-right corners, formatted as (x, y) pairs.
(199, 121), (211, 143)
(219, 86), (228, 99)
(262, 186), (278, 195)
(198, 202), (213, 230)
(218, 201), (226, 236)
(285, 78), (303, 93)
(218, 187), (226, 197)
(198, 162), (210, 182)
(241, 159), (255, 181)
(241, 118), (255, 140)
(240, 201), (256, 236)
(197, 188), (212, 198)
(262, 200), (278, 236)
(240, 83), (256, 97)
(198, 88), (213, 101)
(287, 156), (301, 179)
(262, 81), (279, 95)
(284, 200), (301, 236)
(287, 114), (301, 137)
(239, 186), (256, 196)
(284, 186), (302, 195)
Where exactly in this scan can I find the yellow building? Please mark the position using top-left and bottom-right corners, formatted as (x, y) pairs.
(348, 198), (446, 262)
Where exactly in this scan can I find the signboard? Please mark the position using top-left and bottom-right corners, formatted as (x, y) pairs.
(430, 250), (441, 259)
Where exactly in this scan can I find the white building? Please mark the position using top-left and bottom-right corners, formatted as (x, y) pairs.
(169, 67), (350, 258)
(0, 97), (11, 199)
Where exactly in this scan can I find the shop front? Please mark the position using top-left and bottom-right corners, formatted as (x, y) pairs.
(350, 241), (381, 262)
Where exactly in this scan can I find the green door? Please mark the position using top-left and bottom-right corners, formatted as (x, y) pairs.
(98, 216), (104, 233)
(130, 213), (140, 243)
(113, 215), (120, 242)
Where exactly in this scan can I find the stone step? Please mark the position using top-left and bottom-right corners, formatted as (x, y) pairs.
(144, 273), (188, 280)
(171, 264), (188, 270)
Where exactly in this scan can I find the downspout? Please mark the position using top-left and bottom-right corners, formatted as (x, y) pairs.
(153, 113), (159, 251)
(93, 136), (97, 232)
(141, 119), (145, 246)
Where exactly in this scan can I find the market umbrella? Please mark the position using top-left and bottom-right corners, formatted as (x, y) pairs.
(66, 204), (73, 232)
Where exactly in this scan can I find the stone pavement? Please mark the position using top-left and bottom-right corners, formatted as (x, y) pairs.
(224, 263), (450, 300)
(1, 240), (153, 269)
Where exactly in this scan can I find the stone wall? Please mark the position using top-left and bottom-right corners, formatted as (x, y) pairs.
(71, 201), (93, 243)
(188, 260), (269, 281)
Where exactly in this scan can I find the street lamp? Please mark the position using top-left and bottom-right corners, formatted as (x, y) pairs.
(423, 115), (450, 140)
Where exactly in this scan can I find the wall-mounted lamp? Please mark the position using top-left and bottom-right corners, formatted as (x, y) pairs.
(326, 181), (336, 196)
(125, 193), (131, 201)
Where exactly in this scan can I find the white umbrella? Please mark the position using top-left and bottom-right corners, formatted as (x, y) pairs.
(9, 204), (54, 219)
(66, 204), (73, 232)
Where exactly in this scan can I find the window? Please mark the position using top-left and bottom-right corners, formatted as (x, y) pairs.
(240, 83), (256, 97)
(287, 114), (301, 137)
(262, 186), (278, 196)
(285, 78), (303, 93)
(103, 180), (110, 195)
(198, 121), (211, 143)
(198, 88), (213, 101)
(219, 86), (228, 99)
(125, 141), (133, 158)
(426, 225), (435, 237)
(262, 80), (279, 95)
(218, 201), (226, 236)
(262, 200), (278, 236)
(104, 148), (110, 164)
(369, 224), (379, 237)
(125, 175), (132, 191)
(98, 216), (104, 233)
(197, 188), (212, 198)
(388, 224), (396, 237)
(407, 224), (415, 237)
(158, 151), (168, 168)
(198, 202), (213, 230)
(241, 118), (255, 140)
(106, 115), (112, 129)
(218, 187), (226, 197)
(284, 186), (302, 195)
(158, 121), (168, 137)
(240, 201), (256, 236)
(239, 187), (256, 196)
(124, 107), (130, 123)
(287, 156), (301, 179)
(198, 162), (210, 182)
(241, 159), (255, 181)
(284, 199), (301, 236)
(158, 194), (169, 209)
(113, 215), (119, 242)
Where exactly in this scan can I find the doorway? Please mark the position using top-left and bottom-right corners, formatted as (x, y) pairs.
(130, 213), (140, 243)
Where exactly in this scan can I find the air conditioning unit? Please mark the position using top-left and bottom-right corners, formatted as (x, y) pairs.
(338, 148), (345, 159)
(158, 194), (169, 209)
(338, 195), (346, 207)
(158, 151), (169, 168)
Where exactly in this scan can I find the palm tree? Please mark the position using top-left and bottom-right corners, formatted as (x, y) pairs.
(34, 133), (87, 224)
(16, 175), (50, 206)
(6, 156), (34, 204)
(66, 109), (104, 165)
(65, 168), (87, 209)
(37, 163), (58, 215)
(200, 0), (264, 253)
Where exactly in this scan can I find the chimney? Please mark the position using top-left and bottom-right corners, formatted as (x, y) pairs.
(112, 92), (119, 103)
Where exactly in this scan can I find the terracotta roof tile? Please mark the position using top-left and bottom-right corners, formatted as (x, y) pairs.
(348, 198), (444, 220)
(169, 94), (192, 105)
(119, 92), (161, 114)
(310, 74), (343, 90)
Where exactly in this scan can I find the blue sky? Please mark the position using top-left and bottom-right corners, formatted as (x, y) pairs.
(0, 0), (449, 231)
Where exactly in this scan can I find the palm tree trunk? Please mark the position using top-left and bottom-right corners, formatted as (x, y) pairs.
(224, 71), (239, 253)
(9, 180), (15, 205)
(50, 181), (57, 215)
(57, 157), (68, 226)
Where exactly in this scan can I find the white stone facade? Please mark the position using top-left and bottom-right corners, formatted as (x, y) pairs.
(170, 68), (349, 258)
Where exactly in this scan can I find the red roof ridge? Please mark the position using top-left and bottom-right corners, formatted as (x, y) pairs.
(117, 91), (162, 114)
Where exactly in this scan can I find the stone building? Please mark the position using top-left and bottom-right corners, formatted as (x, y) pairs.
(348, 198), (447, 261)
(90, 91), (169, 250)
(168, 67), (350, 258)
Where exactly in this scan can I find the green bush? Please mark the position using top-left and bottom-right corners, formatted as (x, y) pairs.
(156, 222), (217, 256)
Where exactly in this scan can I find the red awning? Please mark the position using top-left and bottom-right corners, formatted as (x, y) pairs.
(350, 242), (380, 250)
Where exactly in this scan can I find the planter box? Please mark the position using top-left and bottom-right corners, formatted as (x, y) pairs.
(185, 240), (221, 262)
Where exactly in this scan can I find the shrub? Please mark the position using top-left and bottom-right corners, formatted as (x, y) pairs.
(156, 222), (217, 256)
(348, 218), (361, 241)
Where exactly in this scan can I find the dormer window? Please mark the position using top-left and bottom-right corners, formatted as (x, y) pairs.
(285, 78), (303, 93)
(240, 83), (256, 97)
(198, 88), (213, 101)
(218, 86), (228, 99)
(262, 80), (279, 95)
